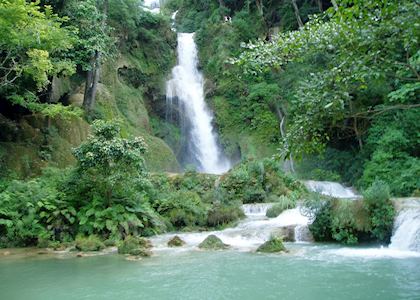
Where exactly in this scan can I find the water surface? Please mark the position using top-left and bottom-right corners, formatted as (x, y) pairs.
(1, 244), (419, 300)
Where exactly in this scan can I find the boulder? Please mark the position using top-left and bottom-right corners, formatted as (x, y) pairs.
(272, 225), (296, 242)
(118, 236), (152, 257)
(256, 237), (287, 253)
(198, 235), (229, 250)
(167, 235), (185, 247)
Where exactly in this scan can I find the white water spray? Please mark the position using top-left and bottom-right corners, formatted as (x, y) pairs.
(166, 33), (230, 174)
(389, 204), (420, 252)
(150, 204), (310, 252)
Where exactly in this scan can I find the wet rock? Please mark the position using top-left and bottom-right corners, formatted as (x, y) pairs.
(167, 235), (185, 247)
(256, 237), (287, 253)
(198, 235), (229, 250)
(118, 236), (152, 257)
(272, 225), (296, 242)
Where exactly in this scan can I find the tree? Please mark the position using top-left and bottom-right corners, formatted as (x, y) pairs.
(0, 0), (75, 109)
(73, 120), (148, 203)
(64, 0), (113, 112)
(233, 0), (420, 159)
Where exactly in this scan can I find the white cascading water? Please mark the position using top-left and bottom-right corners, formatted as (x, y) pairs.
(389, 201), (420, 252)
(166, 33), (230, 174)
(150, 204), (310, 252)
(304, 180), (360, 199)
(142, 0), (161, 13)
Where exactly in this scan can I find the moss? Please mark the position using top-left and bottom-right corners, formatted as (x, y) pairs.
(198, 235), (229, 250)
(75, 235), (105, 252)
(167, 235), (185, 247)
(118, 236), (152, 256)
(256, 237), (287, 253)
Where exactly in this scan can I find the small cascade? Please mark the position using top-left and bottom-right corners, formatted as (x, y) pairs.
(150, 205), (310, 251)
(389, 205), (420, 252)
(142, 0), (161, 13)
(241, 203), (274, 216)
(294, 225), (313, 243)
(166, 33), (230, 174)
(304, 180), (360, 199)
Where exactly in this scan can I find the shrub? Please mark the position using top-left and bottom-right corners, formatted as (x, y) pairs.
(266, 196), (295, 218)
(157, 191), (207, 229)
(206, 203), (244, 227)
(363, 180), (395, 242)
(75, 235), (105, 252)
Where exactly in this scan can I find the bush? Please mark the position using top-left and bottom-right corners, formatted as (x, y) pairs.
(206, 203), (244, 227)
(157, 191), (208, 229)
(266, 196), (296, 218)
(218, 159), (305, 204)
(75, 235), (105, 252)
(363, 180), (395, 242)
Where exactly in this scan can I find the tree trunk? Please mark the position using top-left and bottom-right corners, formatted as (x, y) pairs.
(331, 0), (339, 11)
(255, 0), (264, 16)
(316, 0), (323, 12)
(83, 0), (108, 112)
(291, 0), (304, 28)
(275, 105), (295, 173)
(83, 51), (101, 111)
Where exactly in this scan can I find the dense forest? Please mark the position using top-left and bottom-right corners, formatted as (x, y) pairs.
(0, 0), (418, 251)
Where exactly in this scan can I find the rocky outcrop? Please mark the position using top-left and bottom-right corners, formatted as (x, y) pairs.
(167, 235), (185, 247)
(118, 236), (152, 257)
(256, 237), (287, 253)
(198, 235), (229, 250)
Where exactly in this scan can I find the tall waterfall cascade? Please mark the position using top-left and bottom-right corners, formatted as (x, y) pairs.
(166, 33), (230, 174)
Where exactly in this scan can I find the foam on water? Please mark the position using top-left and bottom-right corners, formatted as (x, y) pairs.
(150, 205), (310, 252)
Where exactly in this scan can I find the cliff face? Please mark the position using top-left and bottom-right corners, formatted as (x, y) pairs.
(0, 12), (180, 177)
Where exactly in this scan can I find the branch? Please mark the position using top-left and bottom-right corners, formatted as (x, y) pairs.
(350, 104), (420, 119)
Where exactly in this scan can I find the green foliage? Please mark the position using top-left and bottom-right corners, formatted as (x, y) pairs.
(206, 204), (244, 227)
(75, 235), (105, 251)
(304, 186), (393, 245)
(266, 196), (296, 218)
(0, 0), (75, 109)
(219, 159), (305, 204)
(231, 0), (419, 195)
(118, 235), (152, 256)
(156, 191), (207, 229)
(363, 180), (395, 242)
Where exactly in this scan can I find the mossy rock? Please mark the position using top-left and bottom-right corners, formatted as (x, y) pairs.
(118, 236), (152, 257)
(75, 235), (105, 252)
(198, 235), (229, 250)
(129, 248), (152, 257)
(167, 235), (185, 247)
(256, 237), (287, 253)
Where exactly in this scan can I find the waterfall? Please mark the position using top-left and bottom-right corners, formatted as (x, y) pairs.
(150, 205), (311, 251)
(242, 203), (274, 216)
(389, 203), (420, 252)
(166, 33), (230, 174)
(143, 0), (161, 13)
(304, 180), (360, 199)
